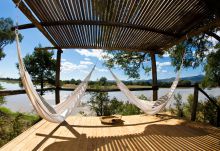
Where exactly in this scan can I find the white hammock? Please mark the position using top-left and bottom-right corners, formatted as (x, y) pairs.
(109, 59), (183, 115)
(16, 30), (95, 123)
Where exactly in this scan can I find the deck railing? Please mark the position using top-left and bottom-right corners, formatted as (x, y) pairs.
(0, 84), (219, 126)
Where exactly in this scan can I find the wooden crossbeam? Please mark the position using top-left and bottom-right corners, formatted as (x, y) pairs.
(34, 46), (162, 54)
(11, 20), (178, 38)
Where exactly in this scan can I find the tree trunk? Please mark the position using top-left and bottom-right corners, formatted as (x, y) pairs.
(40, 78), (44, 95)
(150, 52), (158, 101)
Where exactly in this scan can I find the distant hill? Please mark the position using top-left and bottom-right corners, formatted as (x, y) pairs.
(156, 75), (204, 84)
(114, 75), (205, 84)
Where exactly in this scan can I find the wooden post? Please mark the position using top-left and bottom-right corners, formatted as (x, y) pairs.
(217, 108), (220, 127)
(191, 83), (199, 121)
(55, 49), (62, 104)
(150, 52), (158, 101)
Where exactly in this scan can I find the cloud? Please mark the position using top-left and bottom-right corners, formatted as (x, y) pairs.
(162, 53), (170, 58)
(95, 68), (108, 72)
(75, 49), (107, 60)
(80, 61), (93, 65)
(161, 70), (168, 73)
(84, 58), (91, 61)
(156, 61), (171, 67)
(61, 61), (88, 72)
(155, 61), (171, 73)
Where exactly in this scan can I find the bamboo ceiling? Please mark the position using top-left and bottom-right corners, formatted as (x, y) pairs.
(15, 0), (215, 52)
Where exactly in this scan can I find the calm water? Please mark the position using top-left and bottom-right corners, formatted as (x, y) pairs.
(0, 81), (219, 113)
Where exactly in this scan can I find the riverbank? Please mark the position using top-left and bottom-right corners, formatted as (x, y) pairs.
(0, 81), (219, 113)
(0, 107), (40, 147)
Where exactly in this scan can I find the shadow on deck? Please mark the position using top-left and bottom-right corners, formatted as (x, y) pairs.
(1, 115), (220, 151)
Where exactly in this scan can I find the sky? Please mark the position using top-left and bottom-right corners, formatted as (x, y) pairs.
(0, 1), (206, 81)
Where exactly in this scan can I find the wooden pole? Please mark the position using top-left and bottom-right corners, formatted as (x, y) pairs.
(217, 108), (220, 127)
(150, 52), (158, 101)
(191, 83), (199, 121)
(55, 49), (63, 104)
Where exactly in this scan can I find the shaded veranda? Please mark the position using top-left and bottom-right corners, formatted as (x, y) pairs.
(1, 115), (220, 151)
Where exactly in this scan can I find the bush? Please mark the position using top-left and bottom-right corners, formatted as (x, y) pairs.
(203, 96), (220, 126)
(0, 107), (40, 147)
(0, 84), (5, 105)
(120, 102), (141, 115)
(173, 93), (184, 117)
(172, 93), (220, 126)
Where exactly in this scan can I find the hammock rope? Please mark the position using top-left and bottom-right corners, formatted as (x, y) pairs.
(15, 29), (95, 123)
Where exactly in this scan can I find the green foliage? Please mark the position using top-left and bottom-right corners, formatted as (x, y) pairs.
(0, 17), (23, 60)
(171, 93), (220, 126)
(0, 84), (5, 105)
(181, 94), (204, 121)
(119, 102), (141, 115)
(104, 50), (150, 79)
(108, 97), (124, 115)
(89, 92), (111, 116)
(203, 97), (220, 126)
(173, 93), (184, 117)
(138, 94), (149, 101)
(0, 107), (40, 147)
(17, 44), (56, 95)
(202, 46), (220, 87)
(168, 34), (212, 71)
(178, 80), (191, 86)
(89, 77), (143, 116)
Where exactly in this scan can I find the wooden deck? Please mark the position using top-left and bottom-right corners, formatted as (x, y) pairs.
(1, 114), (220, 151)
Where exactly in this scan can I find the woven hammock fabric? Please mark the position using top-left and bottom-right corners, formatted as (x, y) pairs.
(16, 31), (95, 123)
(109, 62), (183, 115)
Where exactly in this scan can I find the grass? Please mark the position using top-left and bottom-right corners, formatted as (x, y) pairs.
(0, 106), (41, 147)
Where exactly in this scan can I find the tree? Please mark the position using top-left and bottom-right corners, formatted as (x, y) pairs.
(178, 80), (191, 86)
(17, 44), (56, 95)
(89, 91), (111, 116)
(202, 45), (220, 87)
(0, 17), (22, 60)
(0, 85), (5, 105)
(99, 77), (107, 86)
(89, 77), (111, 116)
(104, 51), (151, 79)
(103, 28), (220, 80)
(173, 93), (184, 117)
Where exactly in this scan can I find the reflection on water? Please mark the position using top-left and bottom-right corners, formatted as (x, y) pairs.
(0, 81), (219, 113)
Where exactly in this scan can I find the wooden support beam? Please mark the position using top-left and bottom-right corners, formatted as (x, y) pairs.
(34, 46), (162, 54)
(191, 83), (199, 121)
(150, 52), (158, 101)
(217, 108), (220, 127)
(55, 49), (63, 104)
(0, 85), (194, 97)
(11, 20), (178, 38)
(12, 0), (59, 48)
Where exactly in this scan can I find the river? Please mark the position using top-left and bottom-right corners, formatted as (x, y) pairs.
(0, 81), (219, 114)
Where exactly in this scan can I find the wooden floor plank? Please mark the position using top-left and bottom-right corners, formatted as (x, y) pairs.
(1, 115), (220, 151)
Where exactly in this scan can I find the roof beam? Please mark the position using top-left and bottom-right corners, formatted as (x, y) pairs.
(34, 46), (162, 54)
(11, 20), (178, 38)
(12, 0), (60, 48)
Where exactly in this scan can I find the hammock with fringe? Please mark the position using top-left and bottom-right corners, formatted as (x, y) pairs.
(16, 30), (95, 123)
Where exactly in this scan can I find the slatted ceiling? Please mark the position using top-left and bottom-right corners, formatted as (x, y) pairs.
(22, 0), (212, 52)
